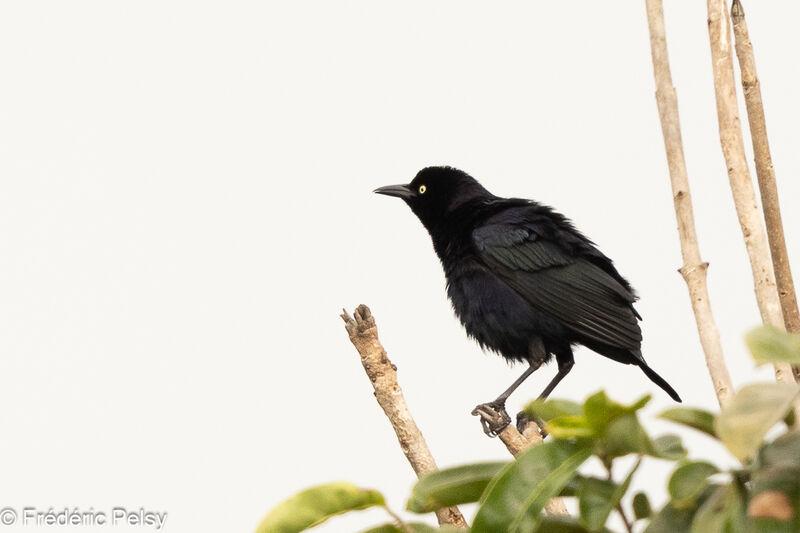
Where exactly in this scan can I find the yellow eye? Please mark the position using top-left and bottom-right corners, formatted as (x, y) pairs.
(418, 185), (427, 195)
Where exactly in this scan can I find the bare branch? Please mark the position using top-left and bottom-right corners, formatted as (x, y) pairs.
(341, 305), (467, 528)
(342, 305), (568, 520)
(731, 0), (800, 381)
(645, 0), (733, 406)
(704, 0), (793, 384)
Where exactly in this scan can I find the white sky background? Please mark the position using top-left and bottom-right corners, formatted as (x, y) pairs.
(1, 1), (799, 532)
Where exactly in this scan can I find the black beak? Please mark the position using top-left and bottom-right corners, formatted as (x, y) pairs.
(374, 184), (413, 199)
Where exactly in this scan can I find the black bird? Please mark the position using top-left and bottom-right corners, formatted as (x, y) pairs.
(375, 166), (681, 435)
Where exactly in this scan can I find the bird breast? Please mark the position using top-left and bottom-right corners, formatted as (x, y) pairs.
(444, 262), (554, 364)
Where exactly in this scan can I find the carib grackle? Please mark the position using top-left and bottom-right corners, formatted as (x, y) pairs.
(375, 166), (681, 436)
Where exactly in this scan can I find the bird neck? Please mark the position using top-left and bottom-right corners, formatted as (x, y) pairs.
(427, 198), (497, 269)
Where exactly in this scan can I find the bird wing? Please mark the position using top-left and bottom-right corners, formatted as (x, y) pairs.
(472, 223), (642, 350)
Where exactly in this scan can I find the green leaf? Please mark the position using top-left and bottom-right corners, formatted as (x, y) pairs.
(407, 462), (507, 513)
(359, 526), (399, 533)
(652, 434), (687, 460)
(360, 524), (466, 533)
(748, 518), (797, 533)
(257, 482), (385, 533)
(534, 515), (609, 532)
(668, 461), (719, 507)
(545, 416), (595, 439)
(578, 459), (639, 531)
(524, 398), (583, 422)
(715, 383), (800, 461)
(583, 391), (650, 436)
(645, 502), (695, 533)
(750, 465), (800, 523)
(633, 492), (652, 520)
(560, 474), (587, 498)
(690, 482), (746, 533)
(659, 407), (717, 438)
(756, 429), (800, 470)
(746, 326), (800, 366)
(748, 470), (800, 531)
(577, 477), (615, 531)
(472, 440), (592, 533)
(754, 468), (800, 499)
(603, 413), (654, 459)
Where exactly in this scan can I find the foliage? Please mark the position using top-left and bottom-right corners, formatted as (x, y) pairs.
(257, 326), (800, 532)
(256, 482), (386, 533)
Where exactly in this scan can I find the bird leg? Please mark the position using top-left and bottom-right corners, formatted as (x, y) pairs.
(472, 362), (540, 437)
(537, 351), (574, 400)
(516, 351), (575, 438)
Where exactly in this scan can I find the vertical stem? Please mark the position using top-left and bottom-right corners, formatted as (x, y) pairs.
(731, 0), (800, 381)
(605, 458), (633, 532)
(616, 503), (634, 533)
(704, 0), (793, 384)
(644, 0), (733, 406)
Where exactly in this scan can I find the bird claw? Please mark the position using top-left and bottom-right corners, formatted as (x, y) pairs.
(516, 411), (548, 439)
(471, 401), (511, 437)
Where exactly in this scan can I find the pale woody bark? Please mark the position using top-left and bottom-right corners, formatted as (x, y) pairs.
(645, 0), (733, 406)
(704, 0), (793, 384)
(341, 305), (467, 528)
(342, 305), (567, 521)
(731, 0), (800, 381)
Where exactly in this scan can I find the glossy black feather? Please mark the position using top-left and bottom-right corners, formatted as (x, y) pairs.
(382, 166), (680, 402)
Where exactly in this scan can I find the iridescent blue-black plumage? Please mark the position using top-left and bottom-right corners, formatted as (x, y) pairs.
(375, 166), (680, 404)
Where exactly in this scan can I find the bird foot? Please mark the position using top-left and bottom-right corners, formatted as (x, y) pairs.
(471, 401), (511, 437)
(516, 411), (548, 439)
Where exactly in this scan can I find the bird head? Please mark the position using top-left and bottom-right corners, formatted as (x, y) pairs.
(374, 166), (491, 230)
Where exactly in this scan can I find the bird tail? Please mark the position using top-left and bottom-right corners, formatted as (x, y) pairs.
(638, 362), (682, 402)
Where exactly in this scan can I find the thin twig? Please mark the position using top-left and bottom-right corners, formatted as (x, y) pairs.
(341, 305), (467, 528)
(383, 506), (414, 533)
(644, 0), (733, 406)
(704, 0), (793, 384)
(605, 458), (633, 532)
(731, 0), (800, 382)
(616, 503), (634, 533)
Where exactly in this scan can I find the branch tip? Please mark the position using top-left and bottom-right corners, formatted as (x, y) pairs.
(731, 0), (743, 20)
(340, 305), (467, 528)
